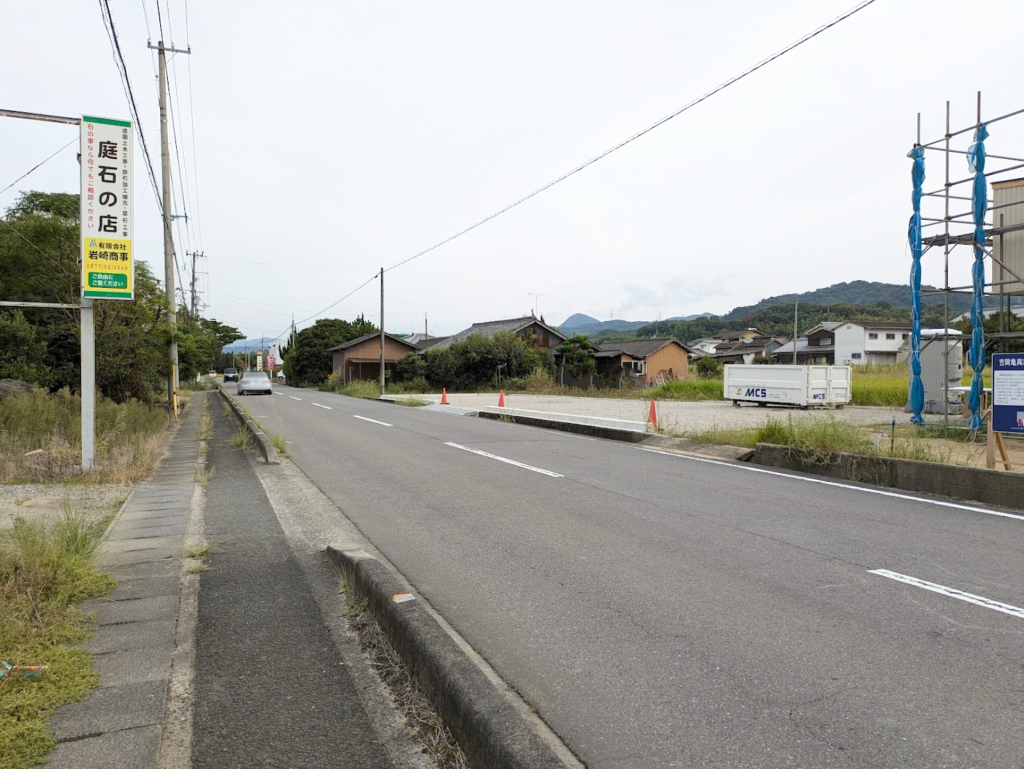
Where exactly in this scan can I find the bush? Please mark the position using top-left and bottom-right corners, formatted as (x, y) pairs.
(387, 377), (429, 394)
(395, 353), (427, 382)
(648, 379), (723, 401)
(694, 357), (722, 379)
(424, 333), (555, 391)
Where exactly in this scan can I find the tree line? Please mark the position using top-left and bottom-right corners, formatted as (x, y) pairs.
(0, 191), (243, 402)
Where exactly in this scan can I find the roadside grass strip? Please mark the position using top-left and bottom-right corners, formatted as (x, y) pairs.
(868, 569), (1024, 620)
(638, 448), (1024, 522)
(352, 415), (392, 427)
(445, 442), (563, 478)
(0, 511), (115, 768)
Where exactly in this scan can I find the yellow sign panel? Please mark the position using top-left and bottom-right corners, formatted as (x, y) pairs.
(82, 237), (133, 297)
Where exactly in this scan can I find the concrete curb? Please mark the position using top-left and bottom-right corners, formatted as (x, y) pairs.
(477, 407), (650, 443)
(327, 547), (574, 769)
(750, 442), (1024, 510)
(217, 389), (280, 465)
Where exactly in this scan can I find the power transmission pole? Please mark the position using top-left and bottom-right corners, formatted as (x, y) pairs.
(149, 39), (190, 410)
(190, 251), (198, 319)
(379, 268), (385, 396)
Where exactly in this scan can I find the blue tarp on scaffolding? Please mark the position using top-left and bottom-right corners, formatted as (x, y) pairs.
(967, 125), (989, 430)
(907, 146), (925, 423)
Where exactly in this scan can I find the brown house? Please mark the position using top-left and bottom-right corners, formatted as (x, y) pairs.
(594, 338), (689, 386)
(428, 315), (566, 352)
(330, 332), (419, 384)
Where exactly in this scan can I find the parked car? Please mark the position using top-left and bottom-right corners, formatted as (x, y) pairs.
(237, 370), (272, 396)
(276, 371), (286, 383)
(208, 369), (217, 377)
(223, 368), (238, 382)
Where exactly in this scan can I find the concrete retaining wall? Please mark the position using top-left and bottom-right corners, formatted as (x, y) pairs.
(750, 443), (1024, 510)
(327, 547), (574, 769)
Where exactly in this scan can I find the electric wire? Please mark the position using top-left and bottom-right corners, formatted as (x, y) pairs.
(383, 0), (878, 275)
(0, 138), (77, 199)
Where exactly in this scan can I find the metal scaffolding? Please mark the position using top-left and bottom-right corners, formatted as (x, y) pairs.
(910, 92), (1024, 434)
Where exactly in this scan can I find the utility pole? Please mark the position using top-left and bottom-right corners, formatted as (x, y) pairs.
(189, 251), (198, 319)
(424, 312), (428, 338)
(793, 301), (799, 365)
(379, 268), (385, 396)
(149, 39), (190, 412)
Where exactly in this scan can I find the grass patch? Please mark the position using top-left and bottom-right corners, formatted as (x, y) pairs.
(198, 411), (212, 442)
(850, 377), (908, 407)
(329, 380), (380, 399)
(194, 467), (215, 487)
(229, 428), (253, 450)
(342, 592), (468, 768)
(0, 509), (115, 768)
(186, 564), (208, 574)
(393, 398), (429, 408)
(647, 379), (723, 401)
(0, 388), (171, 484)
(268, 431), (289, 456)
(183, 543), (213, 558)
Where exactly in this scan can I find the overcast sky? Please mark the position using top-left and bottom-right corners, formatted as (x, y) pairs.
(4, 0), (1024, 341)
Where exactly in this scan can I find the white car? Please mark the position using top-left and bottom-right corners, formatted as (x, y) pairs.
(237, 370), (273, 396)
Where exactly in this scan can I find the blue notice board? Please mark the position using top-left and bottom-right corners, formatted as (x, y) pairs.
(991, 353), (1024, 434)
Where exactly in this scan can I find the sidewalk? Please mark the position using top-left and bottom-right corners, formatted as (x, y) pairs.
(46, 392), (205, 768)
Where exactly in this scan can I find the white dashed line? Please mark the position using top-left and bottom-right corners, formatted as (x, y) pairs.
(313, 403), (332, 410)
(445, 442), (563, 478)
(868, 569), (1024, 619)
(290, 396), (302, 401)
(353, 415), (392, 427)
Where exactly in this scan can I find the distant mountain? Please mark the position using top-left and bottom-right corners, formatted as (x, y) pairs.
(222, 336), (285, 354)
(667, 312), (715, 322)
(558, 318), (652, 337)
(720, 280), (997, 320)
(559, 313), (600, 330)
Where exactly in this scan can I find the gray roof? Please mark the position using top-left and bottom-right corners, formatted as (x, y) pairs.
(429, 316), (567, 350)
(596, 338), (687, 358)
(328, 332), (419, 352)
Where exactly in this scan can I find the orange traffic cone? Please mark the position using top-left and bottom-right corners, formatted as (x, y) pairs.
(498, 390), (506, 408)
(441, 387), (449, 405)
(647, 400), (658, 430)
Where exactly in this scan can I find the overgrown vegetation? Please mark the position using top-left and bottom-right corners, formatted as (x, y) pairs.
(1, 192), (243, 401)
(0, 388), (170, 483)
(283, 316), (377, 387)
(423, 332), (556, 392)
(342, 593), (468, 768)
(0, 509), (115, 768)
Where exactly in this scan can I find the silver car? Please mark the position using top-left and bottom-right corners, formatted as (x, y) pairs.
(237, 370), (272, 396)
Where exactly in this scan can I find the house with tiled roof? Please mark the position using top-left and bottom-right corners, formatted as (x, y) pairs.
(428, 315), (566, 351)
(594, 338), (689, 385)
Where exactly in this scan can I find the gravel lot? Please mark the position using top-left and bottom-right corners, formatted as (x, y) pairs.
(410, 392), (904, 433)
(0, 483), (129, 531)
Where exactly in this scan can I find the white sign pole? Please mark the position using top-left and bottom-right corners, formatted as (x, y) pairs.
(81, 299), (95, 471)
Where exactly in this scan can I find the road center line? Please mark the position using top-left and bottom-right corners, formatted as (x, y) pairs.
(312, 403), (332, 410)
(353, 415), (392, 427)
(290, 396), (302, 401)
(638, 448), (1024, 522)
(868, 569), (1024, 619)
(275, 392), (284, 396)
(445, 442), (563, 478)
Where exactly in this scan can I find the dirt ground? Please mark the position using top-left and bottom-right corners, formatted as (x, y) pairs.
(0, 483), (129, 531)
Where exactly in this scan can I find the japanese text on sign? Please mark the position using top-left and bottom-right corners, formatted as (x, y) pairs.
(81, 116), (133, 300)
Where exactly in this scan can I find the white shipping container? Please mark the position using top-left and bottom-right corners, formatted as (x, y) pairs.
(723, 365), (852, 408)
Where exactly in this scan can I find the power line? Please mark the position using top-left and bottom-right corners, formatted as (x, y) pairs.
(98, 0), (183, 289)
(0, 138), (77, 199)
(267, 272), (380, 344)
(383, 0), (878, 275)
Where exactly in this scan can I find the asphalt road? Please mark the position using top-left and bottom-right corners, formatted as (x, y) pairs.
(240, 383), (1024, 768)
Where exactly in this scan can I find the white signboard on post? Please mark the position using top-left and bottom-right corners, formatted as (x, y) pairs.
(81, 116), (133, 299)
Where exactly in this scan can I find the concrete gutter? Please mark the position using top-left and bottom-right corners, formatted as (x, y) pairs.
(750, 442), (1024, 510)
(327, 547), (578, 769)
(217, 389), (280, 465)
(477, 406), (650, 443)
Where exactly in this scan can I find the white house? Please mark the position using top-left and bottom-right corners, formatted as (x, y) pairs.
(834, 321), (912, 365)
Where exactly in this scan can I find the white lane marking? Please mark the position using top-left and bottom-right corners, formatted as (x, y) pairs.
(639, 448), (1024, 522)
(445, 442), (563, 478)
(290, 396), (302, 401)
(275, 392), (284, 396)
(353, 415), (392, 427)
(868, 569), (1024, 619)
(313, 403), (333, 410)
